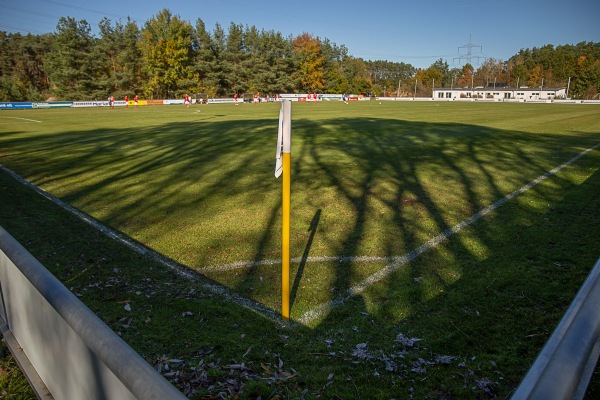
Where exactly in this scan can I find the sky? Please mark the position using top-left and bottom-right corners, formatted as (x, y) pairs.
(1, 0), (599, 69)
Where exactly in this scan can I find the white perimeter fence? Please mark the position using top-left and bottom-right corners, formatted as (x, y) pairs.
(376, 96), (600, 104)
(0, 225), (186, 400)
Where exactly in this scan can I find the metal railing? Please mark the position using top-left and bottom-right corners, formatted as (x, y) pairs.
(512, 256), (600, 399)
(0, 225), (186, 400)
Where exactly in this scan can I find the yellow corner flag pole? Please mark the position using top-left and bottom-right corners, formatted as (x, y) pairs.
(275, 100), (292, 320)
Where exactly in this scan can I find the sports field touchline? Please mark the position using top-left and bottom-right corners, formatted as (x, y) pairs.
(1, 116), (42, 123)
(1, 142), (599, 326)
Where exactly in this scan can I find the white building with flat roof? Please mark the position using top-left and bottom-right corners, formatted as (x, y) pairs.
(433, 87), (567, 101)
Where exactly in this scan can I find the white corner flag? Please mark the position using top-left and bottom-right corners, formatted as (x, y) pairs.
(275, 104), (284, 178)
(275, 100), (291, 178)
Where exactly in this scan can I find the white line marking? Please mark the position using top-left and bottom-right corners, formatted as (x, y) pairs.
(200, 255), (390, 272)
(297, 142), (600, 324)
(2, 116), (42, 123)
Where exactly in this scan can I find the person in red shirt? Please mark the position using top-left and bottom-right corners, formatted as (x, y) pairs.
(234, 93), (238, 105)
(184, 94), (190, 108)
(124, 95), (128, 108)
(134, 95), (138, 108)
(253, 92), (259, 105)
(110, 95), (115, 109)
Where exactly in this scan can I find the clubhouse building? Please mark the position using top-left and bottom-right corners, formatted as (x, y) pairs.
(432, 86), (567, 101)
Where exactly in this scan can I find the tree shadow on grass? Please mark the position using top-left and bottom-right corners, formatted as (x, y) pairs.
(0, 109), (597, 302)
(0, 105), (599, 398)
(305, 136), (600, 399)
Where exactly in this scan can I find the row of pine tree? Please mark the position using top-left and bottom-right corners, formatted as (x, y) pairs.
(1, 8), (599, 101)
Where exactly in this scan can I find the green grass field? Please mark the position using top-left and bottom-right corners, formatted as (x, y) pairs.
(1, 101), (599, 398)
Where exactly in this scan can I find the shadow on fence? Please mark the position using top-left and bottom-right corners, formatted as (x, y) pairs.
(0, 225), (186, 400)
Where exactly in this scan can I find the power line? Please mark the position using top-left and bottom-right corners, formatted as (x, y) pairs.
(0, 23), (48, 35)
(0, 0), (144, 36)
(357, 52), (457, 60)
(0, 3), (60, 34)
(1, 10), (58, 29)
(1, 4), (61, 20)
(37, 0), (135, 20)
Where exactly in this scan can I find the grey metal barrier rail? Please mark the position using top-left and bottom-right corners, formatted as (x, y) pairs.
(0, 225), (187, 400)
(512, 256), (600, 399)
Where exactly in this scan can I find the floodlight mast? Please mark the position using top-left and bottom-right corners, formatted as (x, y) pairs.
(414, 79), (417, 99)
